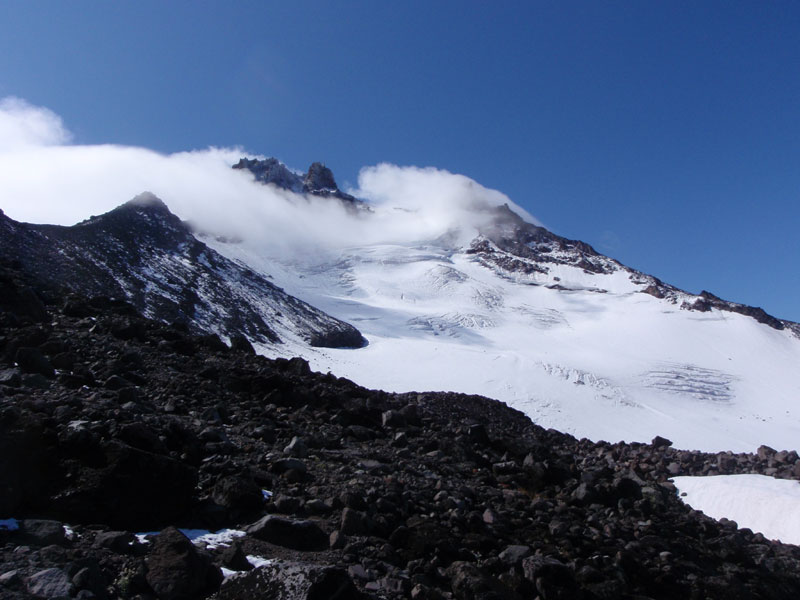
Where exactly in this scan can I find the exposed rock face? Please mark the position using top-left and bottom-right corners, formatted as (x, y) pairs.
(234, 157), (360, 204)
(233, 157), (303, 192)
(303, 161), (338, 193)
(0, 195), (365, 349)
(3, 259), (800, 599)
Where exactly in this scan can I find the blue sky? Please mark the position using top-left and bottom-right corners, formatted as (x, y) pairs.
(0, 1), (798, 321)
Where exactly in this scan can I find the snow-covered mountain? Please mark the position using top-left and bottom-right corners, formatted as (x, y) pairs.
(3, 155), (797, 454)
(0, 193), (364, 349)
(204, 157), (800, 453)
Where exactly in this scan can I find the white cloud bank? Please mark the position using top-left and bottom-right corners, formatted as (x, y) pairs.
(0, 97), (72, 150)
(0, 97), (538, 258)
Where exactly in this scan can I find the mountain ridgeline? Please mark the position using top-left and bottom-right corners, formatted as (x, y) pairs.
(237, 156), (794, 332)
(0, 194), (365, 349)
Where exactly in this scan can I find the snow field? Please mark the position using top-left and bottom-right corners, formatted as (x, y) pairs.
(673, 475), (800, 545)
(210, 237), (800, 453)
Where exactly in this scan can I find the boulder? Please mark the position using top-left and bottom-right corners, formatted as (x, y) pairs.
(54, 441), (197, 529)
(213, 559), (363, 599)
(93, 530), (137, 553)
(245, 515), (328, 551)
(212, 475), (263, 511)
(20, 519), (66, 546)
(26, 568), (72, 599)
(15, 347), (54, 377)
(145, 527), (222, 600)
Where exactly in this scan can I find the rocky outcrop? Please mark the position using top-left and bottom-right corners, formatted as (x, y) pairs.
(234, 157), (359, 204)
(233, 157), (303, 192)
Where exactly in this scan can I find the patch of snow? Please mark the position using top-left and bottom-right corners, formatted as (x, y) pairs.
(672, 474), (800, 545)
(247, 555), (273, 569)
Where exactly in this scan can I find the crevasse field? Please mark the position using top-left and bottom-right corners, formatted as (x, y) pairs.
(209, 237), (800, 455)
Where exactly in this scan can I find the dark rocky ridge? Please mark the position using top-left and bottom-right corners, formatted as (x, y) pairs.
(471, 204), (796, 331)
(0, 197), (365, 349)
(3, 259), (800, 599)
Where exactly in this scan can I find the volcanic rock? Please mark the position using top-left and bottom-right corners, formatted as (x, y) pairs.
(213, 560), (363, 600)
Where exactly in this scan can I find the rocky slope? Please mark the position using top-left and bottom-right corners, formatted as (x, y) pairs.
(3, 259), (800, 599)
(0, 195), (365, 349)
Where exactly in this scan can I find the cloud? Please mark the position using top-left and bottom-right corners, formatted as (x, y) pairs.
(0, 97), (539, 261)
(0, 97), (72, 151)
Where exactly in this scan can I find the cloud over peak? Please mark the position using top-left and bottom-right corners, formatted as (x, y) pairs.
(0, 96), (538, 258)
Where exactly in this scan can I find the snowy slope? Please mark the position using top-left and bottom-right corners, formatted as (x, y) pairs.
(205, 234), (800, 454)
(203, 162), (800, 454)
(673, 475), (800, 545)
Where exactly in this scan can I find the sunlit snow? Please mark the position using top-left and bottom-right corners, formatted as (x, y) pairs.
(209, 237), (800, 454)
(673, 475), (800, 545)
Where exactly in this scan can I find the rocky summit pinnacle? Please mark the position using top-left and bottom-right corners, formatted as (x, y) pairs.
(302, 162), (338, 193)
(233, 157), (302, 192)
(234, 157), (359, 204)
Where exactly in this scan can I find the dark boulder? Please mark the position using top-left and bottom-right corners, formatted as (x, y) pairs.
(93, 530), (138, 554)
(245, 515), (328, 551)
(212, 475), (264, 511)
(145, 527), (222, 600)
(20, 519), (66, 546)
(0, 413), (56, 515)
(15, 347), (54, 377)
(53, 441), (197, 529)
(26, 568), (72, 599)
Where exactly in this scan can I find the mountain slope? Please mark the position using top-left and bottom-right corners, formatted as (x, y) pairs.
(0, 194), (365, 349)
(206, 159), (800, 453)
(3, 257), (800, 600)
